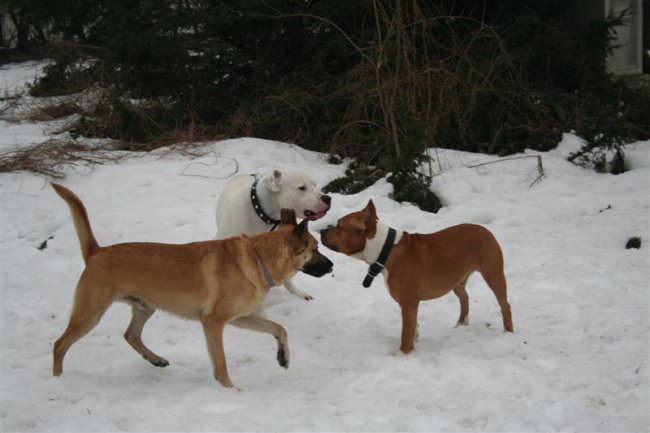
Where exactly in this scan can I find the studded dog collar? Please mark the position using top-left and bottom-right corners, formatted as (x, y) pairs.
(250, 176), (281, 230)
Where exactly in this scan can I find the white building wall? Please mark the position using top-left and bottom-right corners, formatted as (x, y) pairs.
(605, 0), (643, 74)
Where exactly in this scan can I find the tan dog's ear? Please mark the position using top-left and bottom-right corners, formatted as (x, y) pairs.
(281, 208), (297, 225)
(294, 219), (309, 239)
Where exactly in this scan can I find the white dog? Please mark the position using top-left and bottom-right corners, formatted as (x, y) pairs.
(216, 168), (331, 300)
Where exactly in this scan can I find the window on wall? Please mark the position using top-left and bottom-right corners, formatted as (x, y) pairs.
(606, 0), (643, 74)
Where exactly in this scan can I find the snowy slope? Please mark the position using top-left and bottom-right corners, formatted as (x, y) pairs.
(0, 60), (49, 97)
(1, 63), (649, 432)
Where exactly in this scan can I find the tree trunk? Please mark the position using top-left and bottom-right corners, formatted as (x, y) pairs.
(9, 9), (30, 52)
(0, 11), (6, 47)
(36, 25), (47, 44)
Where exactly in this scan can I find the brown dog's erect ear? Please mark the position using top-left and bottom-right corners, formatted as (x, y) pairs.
(359, 199), (378, 237)
(365, 199), (376, 217)
(281, 208), (297, 225)
(294, 218), (309, 239)
(360, 199), (377, 225)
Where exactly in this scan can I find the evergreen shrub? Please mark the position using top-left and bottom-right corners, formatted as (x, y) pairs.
(20, 0), (650, 208)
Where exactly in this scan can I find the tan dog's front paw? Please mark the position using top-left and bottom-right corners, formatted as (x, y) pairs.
(284, 280), (313, 301)
(294, 289), (313, 301)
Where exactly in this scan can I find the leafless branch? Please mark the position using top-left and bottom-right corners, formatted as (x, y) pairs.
(468, 155), (545, 187)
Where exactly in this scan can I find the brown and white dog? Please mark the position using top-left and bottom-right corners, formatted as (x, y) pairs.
(51, 183), (332, 388)
(320, 200), (513, 354)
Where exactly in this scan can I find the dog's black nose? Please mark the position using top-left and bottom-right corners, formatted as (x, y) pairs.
(320, 228), (329, 236)
(321, 195), (331, 206)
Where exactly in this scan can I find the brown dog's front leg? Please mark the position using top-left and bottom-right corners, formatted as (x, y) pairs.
(399, 302), (419, 354)
(200, 317), (234, 388)
(230, 314), (289, 369)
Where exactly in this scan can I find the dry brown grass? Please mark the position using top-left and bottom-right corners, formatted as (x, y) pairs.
(28, 102), (81, 121)
(118, 118), (222, 152)
(0, 140), (125, 179)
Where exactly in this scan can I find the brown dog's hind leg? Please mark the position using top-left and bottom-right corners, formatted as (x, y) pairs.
(481, 267), (513, 332)
(53, 278), (111, 376)
(399, 302), (419, 354)
(453, 281), (470, 327)
(230, 314), (289, 369)
(124, 305), (169, 367)
(200, 317), (233, 388)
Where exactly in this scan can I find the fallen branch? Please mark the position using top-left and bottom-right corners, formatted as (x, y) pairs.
(468, 154), (545, 187)
(179, 153), (239, 180)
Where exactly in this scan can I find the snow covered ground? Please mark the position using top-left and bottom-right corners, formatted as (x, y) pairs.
(1, 62), (649, 432)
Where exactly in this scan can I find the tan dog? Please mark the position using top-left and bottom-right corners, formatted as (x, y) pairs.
(320, 200), (513, 354)
(51, 183), (332, 388)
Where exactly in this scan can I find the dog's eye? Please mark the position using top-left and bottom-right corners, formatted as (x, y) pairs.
(298, 185), (306, 191)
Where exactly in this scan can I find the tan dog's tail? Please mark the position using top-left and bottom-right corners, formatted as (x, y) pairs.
(51, 183), (99, 262)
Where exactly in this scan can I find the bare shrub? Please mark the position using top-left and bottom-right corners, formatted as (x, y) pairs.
(0, 140), (124, 179)
(28, 102), (81, 121)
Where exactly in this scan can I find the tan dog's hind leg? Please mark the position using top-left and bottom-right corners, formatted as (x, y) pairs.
(124, 305), (169, 367)
(53, 277), (111, 376)
(399, 303), (419, 354)
(481, 267), (513, 332)
(453, 282), (470, 327)
(200, 318), (233, 388)
(231, 314), (289, 369)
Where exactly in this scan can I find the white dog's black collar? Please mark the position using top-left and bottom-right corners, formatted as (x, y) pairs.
(250, 176), (281, 230)
(363, 227), (397, 288)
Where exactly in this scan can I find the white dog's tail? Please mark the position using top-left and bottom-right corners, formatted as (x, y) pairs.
(51, 183), (99, 263)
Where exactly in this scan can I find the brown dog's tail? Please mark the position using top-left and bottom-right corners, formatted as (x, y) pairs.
(51, 183), (99, 262)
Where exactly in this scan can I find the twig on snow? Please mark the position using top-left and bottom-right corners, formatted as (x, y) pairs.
(468, 154), (545, 187)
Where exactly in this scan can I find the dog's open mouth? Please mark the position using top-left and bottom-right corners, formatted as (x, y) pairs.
(304, 210), (327, 221)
